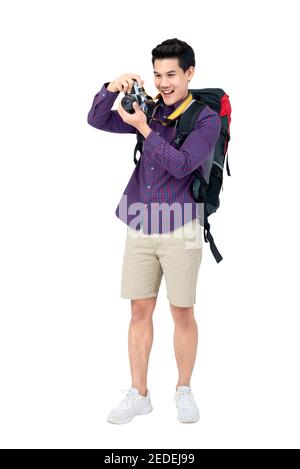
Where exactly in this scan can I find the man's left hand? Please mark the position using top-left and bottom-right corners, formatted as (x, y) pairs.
(117, 101), (147, 130)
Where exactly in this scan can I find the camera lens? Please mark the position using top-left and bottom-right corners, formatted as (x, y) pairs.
(121, 96), (136, 114)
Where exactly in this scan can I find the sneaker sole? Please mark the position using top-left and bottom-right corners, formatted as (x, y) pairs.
(107, 406), (153, 425)
(178, 418), (199, 423)
(177, 415), (200, 423)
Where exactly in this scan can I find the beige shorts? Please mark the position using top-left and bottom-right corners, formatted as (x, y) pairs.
(120, 218), (203, 307)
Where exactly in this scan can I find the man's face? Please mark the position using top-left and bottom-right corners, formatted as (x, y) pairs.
(153, 57), (194, 106)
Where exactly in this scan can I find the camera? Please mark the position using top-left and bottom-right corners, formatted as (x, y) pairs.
(121, 79), (153, 114)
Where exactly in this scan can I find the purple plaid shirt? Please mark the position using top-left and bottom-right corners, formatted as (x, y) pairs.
(87, 82), (221, 234)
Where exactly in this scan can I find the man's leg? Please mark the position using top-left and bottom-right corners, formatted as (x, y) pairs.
(170, 303), (198, 389)
(128, 297), (157, 396)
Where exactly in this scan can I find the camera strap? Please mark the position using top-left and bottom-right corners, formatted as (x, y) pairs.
(150, 91), (193, 125)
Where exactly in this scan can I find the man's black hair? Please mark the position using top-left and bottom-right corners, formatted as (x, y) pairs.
(151, 38), (195, 73)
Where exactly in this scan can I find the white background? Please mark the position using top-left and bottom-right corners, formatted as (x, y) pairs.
(0, 0), (299, 449)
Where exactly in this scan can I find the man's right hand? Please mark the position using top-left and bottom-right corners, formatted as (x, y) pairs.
(106, 74), (145, 93)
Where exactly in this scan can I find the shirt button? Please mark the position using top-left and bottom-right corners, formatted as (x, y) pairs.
(157, 132), (160, 135)
(102, 93), (106, 96)
(147, 185), (151, 189)
(151, 167), (154, 170)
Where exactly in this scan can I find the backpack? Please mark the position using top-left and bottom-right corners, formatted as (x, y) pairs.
(133, 88), (232, 263)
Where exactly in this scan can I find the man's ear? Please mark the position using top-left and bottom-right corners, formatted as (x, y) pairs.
(187, 66), (195, 81)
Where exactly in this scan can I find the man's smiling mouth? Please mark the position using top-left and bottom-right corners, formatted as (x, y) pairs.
(161, 89), (174, 96)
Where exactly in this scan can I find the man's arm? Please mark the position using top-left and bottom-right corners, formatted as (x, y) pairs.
(142, 107), (222, 179)
(87, 82), (137, 134)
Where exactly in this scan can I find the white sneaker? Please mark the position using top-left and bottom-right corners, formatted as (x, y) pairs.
(107, 387), (153, 424)
(174, 385), (200, 423)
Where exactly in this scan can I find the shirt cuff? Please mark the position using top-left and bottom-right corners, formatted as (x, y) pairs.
(91, 82), (120, 110)
(143, 128), (163, 149)
(103, 82), (120, 96)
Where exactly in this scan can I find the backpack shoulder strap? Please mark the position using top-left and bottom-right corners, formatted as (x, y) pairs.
(172, 100), (207, 149)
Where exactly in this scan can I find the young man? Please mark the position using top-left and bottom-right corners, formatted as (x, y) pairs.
(87, 38), (221, 424)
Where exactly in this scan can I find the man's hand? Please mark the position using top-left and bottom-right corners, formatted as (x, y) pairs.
(107, 73), (144, 93)
(117, 101), (149, 134)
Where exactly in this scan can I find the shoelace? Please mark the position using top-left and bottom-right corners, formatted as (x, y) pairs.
(173, 390), (195, 408)
(119, 389), (143, 409)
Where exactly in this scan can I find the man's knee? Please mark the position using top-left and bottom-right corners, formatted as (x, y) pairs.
(170, 303), (195, 326)
(131, 297), (157, 321)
